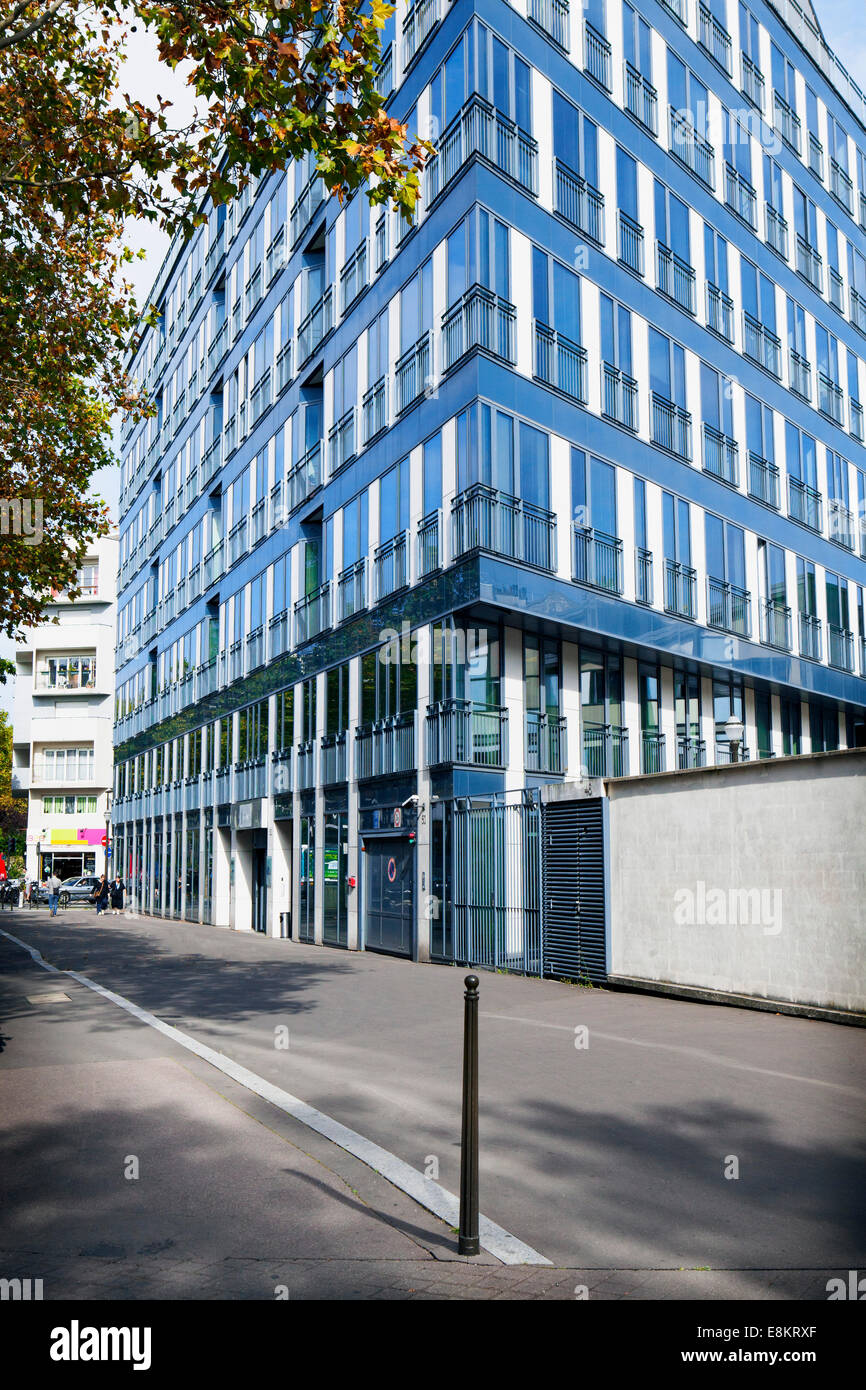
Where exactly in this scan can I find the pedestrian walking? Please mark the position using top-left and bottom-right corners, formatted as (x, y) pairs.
(47, 871), (62, 916)
(110, 876), (125, 914)
(91, 873), (110, 916)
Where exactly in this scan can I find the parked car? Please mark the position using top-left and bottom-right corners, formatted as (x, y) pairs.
(30, 875), (101, 908)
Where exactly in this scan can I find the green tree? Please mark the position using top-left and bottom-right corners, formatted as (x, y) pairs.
(0, 710), (27, 860)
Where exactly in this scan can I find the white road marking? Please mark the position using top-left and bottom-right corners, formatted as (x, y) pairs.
(480, 1012), (866, 1098)
(0, 928), (551, 1267)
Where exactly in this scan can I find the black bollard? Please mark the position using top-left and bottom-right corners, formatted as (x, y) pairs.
(458, 973), (480, 1256)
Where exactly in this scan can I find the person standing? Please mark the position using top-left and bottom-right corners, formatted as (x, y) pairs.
(110, 876), (125, 915)
(47, 871), (62, 916)
(91, 873), (110, 916)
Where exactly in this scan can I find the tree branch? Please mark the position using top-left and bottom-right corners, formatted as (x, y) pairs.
(0, 0), (70, 52)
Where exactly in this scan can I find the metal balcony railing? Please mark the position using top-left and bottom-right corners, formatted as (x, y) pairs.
(698, 2), (731, 71)
(602, 363), (638, 430)
(714, 742), (751, 764)
(702, 423), (739, 487)
(707, 577), (751, 636)
(266, 227), (287, 286)
(725, 163), (756, 226)
(748, 452), (780, 509)
(660, 0), (687, 22)
(402, 0), (439, 68)
(452, 484), (556, 571)
(851, 288), (866, 334)
(799, 612), (822, 661)
(635, 547), (653, 605)
(828, 498), (855, 550)
(759, 599), (792, 651)
(788, 477), (823, 532)
(656, 242), (696, 313)
(375, 531), (408, 600)
(664, 559), (697, 619)
(426, 701), (508, 768)
(425, 95), (539, 203)
(572, 526), (623, 595)
(245, 266), (263, 321)
(363, 375), (388, 443)
(583, 724), (628, 778)
(285, 442), (321, 512)
(818, 372), (844, 425)
(525, 713), (567, 774)
(641, 731), (666, 774)
(355, 714), (416, 779)
(395, 331), (431, 413)
(741, 52), (764, 110)
(617, 210), (644, 275)
(276, 341), (293, 394)
(829, 266), (845, 313)
(677, 735), (705, 769)
(294, 581), (330, 645)
(743, 311), (781, 376)
(246, 625), (264, 672)
(290, 173), (325, 245)
(529, 0), (569, 48)
(269, 612), (289, 660)
(443, 286), (516, 370)
(830, 158), (853, 213)
(789, 349), (811, 399)
(765, 203), (789, 258)
(329, 407), (356, 473)
(249, 366), (272, 426)
(296, 741), (316, 791)
(417, 510), (441, 577)
(828, 624), (854, 672)
(340, 238), (369, 314)
(533, 323), (587, 401)
(584, 21), (611, 89)
(706, 282), (734, 340)
(651, 392), (692, 459)
(808, 132), (824, 179)
(228, 516), (248, 566)
(337, 560), (366, 622)
(774, 91), (801, 153)
(553, 159), (604, 243)
(320, 733), (347, 785)
(850, 398), (864, 442)
(668, 106), (715, 188)
(297, 288), (333, 364)
(624, 62), (657, 133)
(796, 234), (823, 291)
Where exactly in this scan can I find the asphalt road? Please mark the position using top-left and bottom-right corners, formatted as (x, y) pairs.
(1, 907), (863, 1299)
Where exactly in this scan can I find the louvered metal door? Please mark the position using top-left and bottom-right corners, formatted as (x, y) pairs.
(541, 798), (607, 982)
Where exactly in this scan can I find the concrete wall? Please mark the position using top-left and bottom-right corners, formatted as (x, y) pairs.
(606, 750), (866, 1015)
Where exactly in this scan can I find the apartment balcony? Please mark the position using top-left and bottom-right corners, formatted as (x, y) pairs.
(714, 742), (751, 764)
(525, 713), (567, 775)
(789, 349), (811, 400)
(829, 266), (845, 313)
(377, 42), (394, 101)
(828, 498), (855, 551)
(583, 723), (629, 778)
(724, 164), (756, 227)
(850, 398), (864, 442)
(641, 731), (666, 775)
(337, 559), (366, 623)
(417, 510), (441, 578)
(375, 531), (408, 601)
(706, 282), (734, 341)
(635, 547), (653, 605)
(601, 363), (638, 430)
(425, 95), (539, 203)
(796, 235), (823, 292)
(294, 581), (330, 645)
(529, 0), (569, 48)
(403, 0), (439, 69)
(828, 624), (854, 672)
(363, 375), (388, 443)
(741, 53), (764, 110)
(285, 441), (322, 512)
(651, 392), (692, 460)
(851, 288), (866, 335)
(664, 559), (697, 619)
(660, 0), (687, 22)
(443, 286), (515, 371)
(572, 525), (623, 595)
(340, 238), (369, 314)
(617, 210), (644, 275)
(329, 407), (357, 473)
(698, 2), (731, 72)
(553, 159), (604, 243)
(774, 91), (801, 153)
(426, 700), (508, 769)
(656, 242), (696, 314)
(296, 740), (316, 791)
(829, 159), (853, 214)
(818, 372), (844, 425)
(707, 578), (751, 637)
(33, 760), (96, 785)
(583, 21), (611, 89)
(268, 612), (289, 661)
(533, 322), (587, 402)
(747, 452), (780, 509)
(799, 612), (822, 661)
(765, 204), (789, 259)
(677, 735), (706, 769)
(668, 106), (715, 189)
(743, 311), (781, 377)
(702, 423), (739, 488)
(297, 288), (333, 365)
(355, 714), (416, 779)
(276, 340), (293, 394)
(395, 331), (431, 414)
(759, 599), (792, 651)
(624, 62), (657, 134)
(452, 484), (556, 571)
(35, 662), (98, 692)
(290, 173), (325, 246)
(808, 132), (824, 180)
(320, 733), (348, 786)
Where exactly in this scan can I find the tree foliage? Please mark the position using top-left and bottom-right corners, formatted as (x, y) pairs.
(0, 1), (424, 636)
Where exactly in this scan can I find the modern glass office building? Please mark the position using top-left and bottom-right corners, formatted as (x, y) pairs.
(113, 0), (866, 964)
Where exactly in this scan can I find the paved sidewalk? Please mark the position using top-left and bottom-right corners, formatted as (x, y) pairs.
(1, 908), (863, 1299)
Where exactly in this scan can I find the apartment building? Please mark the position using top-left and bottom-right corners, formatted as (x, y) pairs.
(13, 534), (118, 881)
(112, 0), (866, 970)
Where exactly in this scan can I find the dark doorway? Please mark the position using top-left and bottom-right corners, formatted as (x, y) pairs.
(323, 813), (348, 946)
(252, 848), (268, 933)
(364, 835), (414, 957)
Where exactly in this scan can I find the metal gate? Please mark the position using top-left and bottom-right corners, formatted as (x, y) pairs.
(541, 797), (607, 982)
(452, 795), (542, 973)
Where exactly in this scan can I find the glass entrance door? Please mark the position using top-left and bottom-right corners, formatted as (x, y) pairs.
(364, 836), (414, 957)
